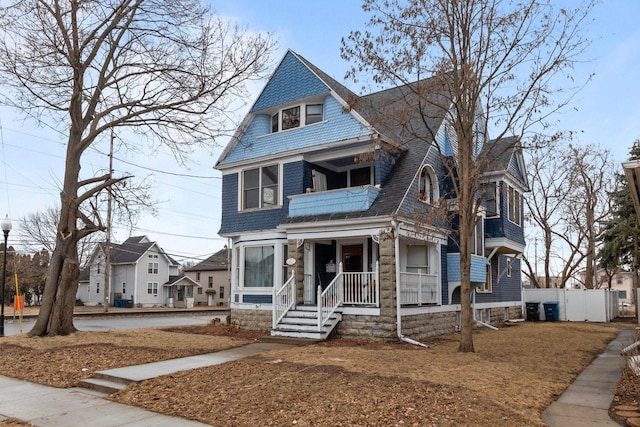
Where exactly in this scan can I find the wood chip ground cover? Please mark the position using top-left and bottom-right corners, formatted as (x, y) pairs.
(0, 322), (626, 426)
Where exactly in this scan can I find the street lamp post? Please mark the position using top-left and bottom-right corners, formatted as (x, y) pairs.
(0, 215), (11, 337)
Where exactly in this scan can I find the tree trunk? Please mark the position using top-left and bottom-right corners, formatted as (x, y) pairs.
(458, 227), (474, 352)
(29, 131), (82, 336)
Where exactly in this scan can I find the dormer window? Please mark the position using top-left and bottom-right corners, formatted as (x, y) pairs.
(270, 102), (323, 133)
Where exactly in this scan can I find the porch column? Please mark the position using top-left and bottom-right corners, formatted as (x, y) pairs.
(288, 240), (305, 304)
(378, 230), (397, 334)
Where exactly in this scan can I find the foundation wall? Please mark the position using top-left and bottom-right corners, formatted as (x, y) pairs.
(230, 308), (272, 331)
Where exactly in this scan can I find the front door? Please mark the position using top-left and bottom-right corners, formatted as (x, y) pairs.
(342, 244), (363, 272)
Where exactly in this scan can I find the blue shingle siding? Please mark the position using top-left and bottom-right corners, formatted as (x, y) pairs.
(447, 253), (486, 283)
(374, 149), (400, 186)
(219, 162), (306, 235)
(289, 186), (380, 217)
(221, 96), (372, 165)
(474, 255), (522, 303)
(508, 155), (527, 185)
(440, 244), (448, 305)
(251, 51), (329, 113)
(243, 294), (273, 304)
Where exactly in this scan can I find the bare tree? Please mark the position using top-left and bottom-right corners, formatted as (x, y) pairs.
(524, 142), (615, 289)
(0, 0), (276, 336)
(342, 0), (593, 351)
(18, 207), (100, 269)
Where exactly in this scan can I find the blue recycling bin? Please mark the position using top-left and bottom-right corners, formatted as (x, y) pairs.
(543, 302), (559, 321)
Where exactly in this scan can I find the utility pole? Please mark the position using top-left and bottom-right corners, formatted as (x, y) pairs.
(103, 130), (114, 312)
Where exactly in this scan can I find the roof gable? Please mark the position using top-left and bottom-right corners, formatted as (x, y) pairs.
(186, 248), (230, 272)
(250, 50), (330, 113)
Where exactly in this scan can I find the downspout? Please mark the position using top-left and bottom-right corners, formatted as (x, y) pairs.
(392, 220), (430, 349)
(472, 288), (499, 331)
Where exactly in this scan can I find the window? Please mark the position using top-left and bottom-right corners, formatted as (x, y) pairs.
(483, 182), (497, 217)
(406, 246), (430, 274)
(96, 283), (100, 294)
(242, 165), (279, 210)
(271, 103), (323, 133)
(219, 286), (225, 299)
(619, 290), (627, 299)
(148, 262), (158, 274)
(471, 217), (484, 256)
(617, 277), (623, 284)
(97, 265), (101, 274)
(508, 185), (521, 225)
(305, 104), (323, 124)
(349, 166), (372, 187)
(197, 287), (203, 295)
(208, 276), (213, 288)
(281, 106), (300, 130)
(147, 282), (158, 294)
(196, 272), (200, 281)
(148, 254), (158, 258)
(244, 246), (275, 287)
(419, 166), (438, 204)
(122, 282), (126, 294)
(478, 264), (492, 293)
(506, 256), (512, 278)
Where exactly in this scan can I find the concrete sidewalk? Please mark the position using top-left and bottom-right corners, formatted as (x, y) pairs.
(542, 325), (635, 427)
(0, 342), (292, 426)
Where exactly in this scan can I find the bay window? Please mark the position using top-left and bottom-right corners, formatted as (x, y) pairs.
(244, 245), (275, 287)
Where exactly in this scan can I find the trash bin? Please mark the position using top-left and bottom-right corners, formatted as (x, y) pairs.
(525, 302), (540, 321)
(124, 300), (133, 308)
(543, 302), (559, 321)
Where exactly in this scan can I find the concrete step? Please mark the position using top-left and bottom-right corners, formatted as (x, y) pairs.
(270, 329), (328, 340)
(93, 371), (135, 385)
(78, 377), (126, 395)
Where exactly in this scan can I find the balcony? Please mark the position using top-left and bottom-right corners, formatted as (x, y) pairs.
(288, 185), (380, 217)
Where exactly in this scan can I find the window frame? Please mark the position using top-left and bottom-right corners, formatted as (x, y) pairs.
(243, 245), (275, 288)
(483, 182), (498, 217)
(148, 262), (159, 274)
(507, 184), (522, 225)
(270, 102), (324, 134)
(406, 245), (430, 274)
(147, 282), (158, 295)
(241, 165), (280, 211)
(471, 217), (484, 257)
(506, 256), (512, 278)
(418, 165), (439, 204)
(478, 263), (493, 293)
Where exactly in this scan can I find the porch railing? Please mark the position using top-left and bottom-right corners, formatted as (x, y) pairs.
(303, 273), (314, 304)
(342, 261), (379, 306)
(273, 270), (296, 328)
(399, 271), (439, 305)
(318, 263), (343, 331)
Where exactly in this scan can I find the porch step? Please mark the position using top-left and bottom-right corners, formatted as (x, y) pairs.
(271, 306), (342, 340)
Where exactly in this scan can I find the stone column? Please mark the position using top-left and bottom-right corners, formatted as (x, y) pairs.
(378, 230), (397, 338)
(288, 240), (305, 304)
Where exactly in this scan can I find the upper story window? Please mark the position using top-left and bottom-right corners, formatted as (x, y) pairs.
(349, 166), (372, 187)
(271, 102), (323, 133)
(482, 182), (498, 217)
(507, 184), (522, 225)
(471, 217), (484, 256)
(148, 262), (159, 274)
(419, 166), (438, 204)
(242, 165), (279, 210)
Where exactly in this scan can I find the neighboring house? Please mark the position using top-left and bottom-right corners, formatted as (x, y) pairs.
(183, 248), (231, 307)
(215, 50), (528, 340)
(76, 236), (199, 308)
(578, 269), (635, 305)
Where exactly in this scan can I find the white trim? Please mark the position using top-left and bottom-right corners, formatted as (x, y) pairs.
(341, 306), (380, 316)
(286, 225), (387, 240)
(484, 237), (525, 253)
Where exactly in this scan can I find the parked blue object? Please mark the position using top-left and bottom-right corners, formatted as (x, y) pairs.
(543, 302), (559, 321)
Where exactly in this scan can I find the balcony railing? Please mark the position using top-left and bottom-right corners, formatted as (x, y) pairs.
(399, 271), (439, 305)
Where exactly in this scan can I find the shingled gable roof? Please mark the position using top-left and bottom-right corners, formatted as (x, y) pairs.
(99, 236), (178, 266)
(480, 136), (529, 190)
(185, 248), (230, 272)
(282, 74), (453, 225)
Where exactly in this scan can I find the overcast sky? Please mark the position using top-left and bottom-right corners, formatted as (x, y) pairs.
(0, 0), (637, 264)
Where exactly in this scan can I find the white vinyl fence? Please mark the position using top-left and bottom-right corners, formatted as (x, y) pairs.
(522, 288), (619, 322)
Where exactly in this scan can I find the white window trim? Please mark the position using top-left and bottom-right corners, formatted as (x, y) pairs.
(418, 165), (439, 204)
(506, 256), (513, 278)
(506, 184), (522, 226)
(147, 282), (159, 295)
(235, 240), (287, 290)
(270, 101), (324, 134)
(239, 163), (282, 211)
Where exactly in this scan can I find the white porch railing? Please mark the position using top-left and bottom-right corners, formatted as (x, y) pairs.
(400, 271), (439, 305)
(343, 261), (379, 306)
(273, 270), (296, 328)
(318, 263), (344, 331)
(303, 273), (314, 304)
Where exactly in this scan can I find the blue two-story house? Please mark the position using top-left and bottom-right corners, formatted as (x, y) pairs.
(216, 50), (528, 341)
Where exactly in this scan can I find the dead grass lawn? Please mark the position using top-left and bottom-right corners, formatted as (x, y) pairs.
(0, 321), (624, 426)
